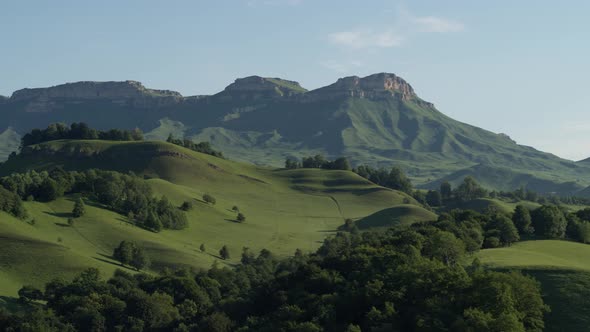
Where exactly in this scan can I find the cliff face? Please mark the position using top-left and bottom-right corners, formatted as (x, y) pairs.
(9, 81), (183, 112)
(11, 80), (182, 100)
(305, 73), (416, 101)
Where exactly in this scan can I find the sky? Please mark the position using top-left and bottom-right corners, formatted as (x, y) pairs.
(1, 0), (589, 160)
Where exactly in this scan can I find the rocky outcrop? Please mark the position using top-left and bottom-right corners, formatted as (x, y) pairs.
(9, 81), (183, 112)
(11, 80), (181, 100)
(304, 73), (416, 102)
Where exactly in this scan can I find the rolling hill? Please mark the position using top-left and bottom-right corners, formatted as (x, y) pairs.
(0, 139), (417, 297)
(478, 240), (590, 332)
(1, 73), (589, 194)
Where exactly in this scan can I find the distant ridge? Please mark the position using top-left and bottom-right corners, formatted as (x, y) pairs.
(1, 73), (589, 194)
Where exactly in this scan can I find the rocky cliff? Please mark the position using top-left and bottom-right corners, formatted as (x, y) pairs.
(9, 81), (183, 112)
(305, 73), (416, 101)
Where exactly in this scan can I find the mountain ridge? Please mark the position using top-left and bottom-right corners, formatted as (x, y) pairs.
(1, 72), (588, 194)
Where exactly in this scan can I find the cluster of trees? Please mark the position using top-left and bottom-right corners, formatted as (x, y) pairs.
(1, 223), (548, 331)
(410, 177), (490, 208)
(353, 165), (413, 194)
(113, 241), (150, 271)
(0, 186), (27, 219)
(0, 168), (188, 231)
(166, 135), (224, 158)
(285, 154), (351, 171)
(20, 122), (144, 147)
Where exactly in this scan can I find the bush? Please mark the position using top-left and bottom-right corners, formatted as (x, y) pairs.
(180, 201), (193, 211)
(484, 236), (501, 248)
(236, 213), (246, 223)
(203, 194), (216, 205)
(72, 198), (85, 218)
(219, 245), (230, 260)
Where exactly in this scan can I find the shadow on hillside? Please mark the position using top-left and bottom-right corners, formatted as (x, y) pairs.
(317, 229), (337, 233)
(93, 253), (137, 272)
(44, 211), (71, 218)
(224, 218), (241, 223)
(54, 222), (70, 227)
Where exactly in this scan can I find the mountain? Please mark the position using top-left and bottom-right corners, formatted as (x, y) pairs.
(1, 73), (588, 194)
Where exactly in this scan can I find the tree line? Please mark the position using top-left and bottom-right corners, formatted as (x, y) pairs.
(0, 168), (188, 231)
(166, 135), (224, 158)
(1, 219), (547, 331)
(20, 122), (144, 147)
(285, 154), (351, 171)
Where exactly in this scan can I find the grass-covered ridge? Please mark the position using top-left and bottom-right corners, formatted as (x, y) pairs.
(0, 138), (417, 297)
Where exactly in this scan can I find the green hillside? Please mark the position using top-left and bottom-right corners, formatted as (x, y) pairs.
(1, 73), (589, 194)
(478, 240), (590, 331)
(0, 139), (415, 297)
(353, 204), (437, 230)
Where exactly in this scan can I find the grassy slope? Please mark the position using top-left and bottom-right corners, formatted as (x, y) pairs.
(0, 140), (416, 297)
(478, 240), (590, 331)
(354, 204), (437, 230)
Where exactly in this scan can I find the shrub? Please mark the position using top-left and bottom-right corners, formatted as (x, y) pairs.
(203, 194), (216, 205)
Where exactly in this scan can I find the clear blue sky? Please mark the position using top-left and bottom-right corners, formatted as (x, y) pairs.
(1, 0), (589, 160)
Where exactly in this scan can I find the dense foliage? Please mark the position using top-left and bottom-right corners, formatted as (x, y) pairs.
(285, 155), (351, 171)
(166, 135), (224, 158)
(20, 122), (144, 147)
(0, 168), (188, 231)
(353, 165), (413, 194)
(0, 224), (548, 331)
(0, 186), (27, 219)
(113, 241), (151, 271)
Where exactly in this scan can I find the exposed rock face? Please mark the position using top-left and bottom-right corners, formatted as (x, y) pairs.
(9, 81), (183, 112)
(305, 73), (415, 101)
(218, 76), (306, 100)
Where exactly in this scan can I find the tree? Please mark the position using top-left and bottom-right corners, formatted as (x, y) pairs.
(145, 211), (163, 232)
(512, 205), (532, 235)
(113, 241), (136, 266)
(200, 243), (206, 253)
(386, 167), (412, 194)
(231, 206), (239, 213)
(219, 245), (230, 260)
(18, 285), (43, 302)
(285, 158), (299, 169)
(203, 194), (216, 205)
(493, 215), (520, 245)
(67, 218), (74, 227)
(180, 201), (193, 211)
(426, 190), (442, 207)
(130, 247), (150, 271)
(236, 212), (246, 223)
(423, 231), (465, 265)
(332, 157), (351, 171)
(454, 176), (487, 201)
(532, 205), (567, 238)
(72, 197), (86, 218)
(440, 181), (452, 200)
(37, 178), (60, 202)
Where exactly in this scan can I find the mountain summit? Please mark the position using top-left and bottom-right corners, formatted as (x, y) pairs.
(1, 73), (588, 194)
(307, 73), (415, 101)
